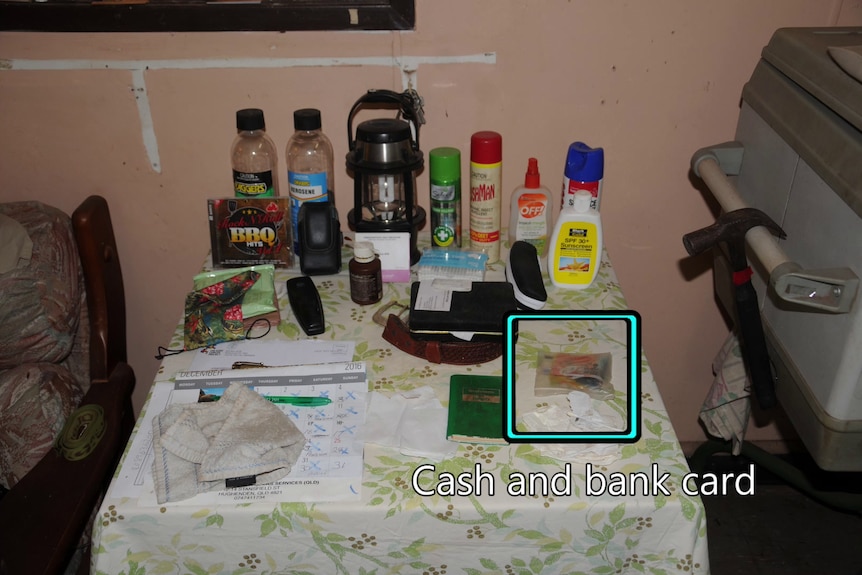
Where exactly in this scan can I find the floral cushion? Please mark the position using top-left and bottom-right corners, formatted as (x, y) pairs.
(0, 201), (86, 375)
(0, 201), (91, 489)
(0, 363), (84, 489)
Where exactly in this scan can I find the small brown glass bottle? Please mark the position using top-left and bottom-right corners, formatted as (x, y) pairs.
(349, 241), (382, 305)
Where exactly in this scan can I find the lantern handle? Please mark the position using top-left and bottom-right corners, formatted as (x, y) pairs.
(347, 88), (425, 152)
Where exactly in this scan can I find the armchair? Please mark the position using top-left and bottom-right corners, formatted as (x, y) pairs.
(0, 196), (136, 575)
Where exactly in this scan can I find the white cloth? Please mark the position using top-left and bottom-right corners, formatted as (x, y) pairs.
(152, 382), (306, 503)
(359, 387), (458, 461)
(699, 333), (752, 455)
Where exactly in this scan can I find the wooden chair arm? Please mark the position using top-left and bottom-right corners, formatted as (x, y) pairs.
(0, 361), (135, 575)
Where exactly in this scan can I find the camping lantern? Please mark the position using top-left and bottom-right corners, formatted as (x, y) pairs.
(346, 89), (426, 264)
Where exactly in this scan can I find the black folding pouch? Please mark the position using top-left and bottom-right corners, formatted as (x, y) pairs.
(408, 281), (518, 341)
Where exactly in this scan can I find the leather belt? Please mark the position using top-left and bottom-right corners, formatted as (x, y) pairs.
(375, 301), (502, 365)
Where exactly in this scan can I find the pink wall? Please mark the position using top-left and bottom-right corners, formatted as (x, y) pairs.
(2, 0), (860, 445)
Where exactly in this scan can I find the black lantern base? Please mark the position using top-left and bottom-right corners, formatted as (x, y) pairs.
(347, 207), (426, 265)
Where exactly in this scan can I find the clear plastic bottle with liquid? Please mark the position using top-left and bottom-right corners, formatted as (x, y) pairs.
(286, 108), (335, 247)
(231, 108), (279, 198)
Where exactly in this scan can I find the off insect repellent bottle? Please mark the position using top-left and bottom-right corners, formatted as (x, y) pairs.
(509, 157), (553, 257)
(548, 190), (602, 289)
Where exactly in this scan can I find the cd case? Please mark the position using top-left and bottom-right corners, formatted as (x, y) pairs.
(208, 198), (294, 268)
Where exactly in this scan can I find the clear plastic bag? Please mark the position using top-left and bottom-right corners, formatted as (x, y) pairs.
(533, 351), (614, 400)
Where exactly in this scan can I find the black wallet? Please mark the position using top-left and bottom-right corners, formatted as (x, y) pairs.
(408, 281), (518, 341)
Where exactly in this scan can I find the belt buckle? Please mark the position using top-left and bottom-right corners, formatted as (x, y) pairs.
(372, 300), (409, 327)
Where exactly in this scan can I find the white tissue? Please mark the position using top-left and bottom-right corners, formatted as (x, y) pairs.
(520, 391), (621, 464)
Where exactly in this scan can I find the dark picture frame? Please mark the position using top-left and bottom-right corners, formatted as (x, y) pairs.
(0, 0), (414, 33)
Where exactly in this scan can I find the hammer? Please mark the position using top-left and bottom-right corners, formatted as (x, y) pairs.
(683, 207), (786, 410)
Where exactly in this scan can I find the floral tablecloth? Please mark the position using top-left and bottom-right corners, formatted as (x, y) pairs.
(93, 241), (709, 575)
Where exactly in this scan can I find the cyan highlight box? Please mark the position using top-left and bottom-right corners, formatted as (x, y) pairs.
(503, 310), (642, 444)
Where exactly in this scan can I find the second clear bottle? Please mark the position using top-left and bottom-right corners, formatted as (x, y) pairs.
(286, 108), (335, 249)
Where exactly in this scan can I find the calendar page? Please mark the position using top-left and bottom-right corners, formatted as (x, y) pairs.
(126, 362), (367, 505)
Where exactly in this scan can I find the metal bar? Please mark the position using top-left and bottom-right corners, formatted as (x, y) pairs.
(694, 155), (789, 274)
(693, 149), (858, 313)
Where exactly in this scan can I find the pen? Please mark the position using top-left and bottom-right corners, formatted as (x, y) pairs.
(264, 396), (331, 407)
(198, 390), (331, 407)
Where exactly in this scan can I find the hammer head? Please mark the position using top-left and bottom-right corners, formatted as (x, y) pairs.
(682, 207), (785, 257)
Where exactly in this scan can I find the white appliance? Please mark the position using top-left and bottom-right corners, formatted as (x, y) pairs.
(692, 27), (862, 471)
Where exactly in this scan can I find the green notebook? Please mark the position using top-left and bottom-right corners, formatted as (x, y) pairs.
(447, 375), (508, 444)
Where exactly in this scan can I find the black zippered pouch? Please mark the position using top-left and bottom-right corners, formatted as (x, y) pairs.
(408, 281), (517, 341)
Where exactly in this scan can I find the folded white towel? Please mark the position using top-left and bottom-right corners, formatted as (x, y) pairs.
(152, 382), (307, 503)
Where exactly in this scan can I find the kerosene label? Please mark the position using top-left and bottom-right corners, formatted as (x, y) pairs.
(288, 171), (328, 243)
(288, 171), (327, 201)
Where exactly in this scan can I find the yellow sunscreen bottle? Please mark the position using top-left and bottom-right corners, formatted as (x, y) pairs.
(548, 190), (602, 289)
